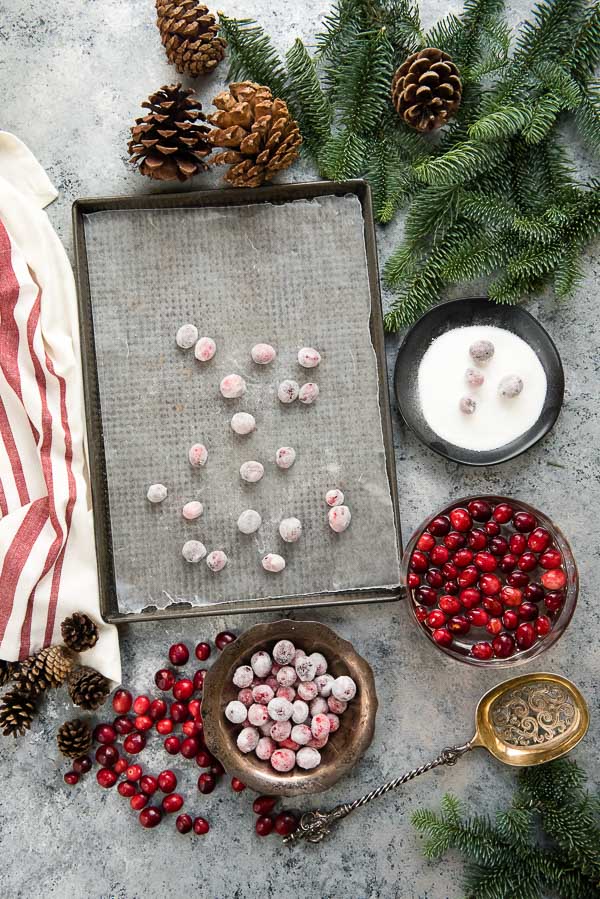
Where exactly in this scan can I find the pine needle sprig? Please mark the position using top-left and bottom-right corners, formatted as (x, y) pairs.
(217, 14), (289, 100)
(285, 39), (334, 155)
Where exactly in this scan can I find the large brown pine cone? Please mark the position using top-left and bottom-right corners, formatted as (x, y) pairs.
(15, 645), (73, 696)
(57, 719), (93, 758)
(61, 613), (99, 653)
(0, 689), (37, 737)
(208, 82), (302, 187)
(0, 659), (18, 688)
(67, 665), (110, 711)
(156, 1), (226, 76)
(391, 47), (462, 132)
(128, 84), (212, 182)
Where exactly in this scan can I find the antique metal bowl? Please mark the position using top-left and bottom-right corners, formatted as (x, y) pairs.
(202, 619), (378, 796)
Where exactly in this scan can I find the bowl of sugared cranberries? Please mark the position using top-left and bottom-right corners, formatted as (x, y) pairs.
(403, 496), (577, 667)
(201, 619), (377, 796)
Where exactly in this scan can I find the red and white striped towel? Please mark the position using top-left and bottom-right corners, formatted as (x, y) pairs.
(0, 132), (120, 681)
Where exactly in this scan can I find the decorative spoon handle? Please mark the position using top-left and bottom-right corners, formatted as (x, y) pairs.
(284, 741), (473, 845)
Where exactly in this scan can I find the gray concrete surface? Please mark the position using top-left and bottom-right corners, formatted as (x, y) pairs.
(1, 1), (598, 897)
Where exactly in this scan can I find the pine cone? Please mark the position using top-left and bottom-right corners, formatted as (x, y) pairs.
(208, 82), (302, 188)
(68, 665), (110, 711)
(0, 659), (18, 688)
(391, 47), (462, 132)
(128, 84), (212, 182)
(156, 0), (226, 76)
(0, 689), (37, 737)
(15, 645), (73, 696)
(57, 718), (93, 758)
(61, 613), (99, 653)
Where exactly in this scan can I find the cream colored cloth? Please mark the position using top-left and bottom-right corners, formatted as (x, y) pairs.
(0, 132), (121, 681)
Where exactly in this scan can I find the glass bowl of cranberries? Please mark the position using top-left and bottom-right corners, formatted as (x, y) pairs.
(403, 496), (578, 667)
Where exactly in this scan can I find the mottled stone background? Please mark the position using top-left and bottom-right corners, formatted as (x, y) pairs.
(1, 2), (598, 898)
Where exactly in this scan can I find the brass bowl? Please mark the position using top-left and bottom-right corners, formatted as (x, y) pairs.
(202, 619), (378, 796)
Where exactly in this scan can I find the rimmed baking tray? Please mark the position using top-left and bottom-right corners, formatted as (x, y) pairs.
(73, 179), (403, 624)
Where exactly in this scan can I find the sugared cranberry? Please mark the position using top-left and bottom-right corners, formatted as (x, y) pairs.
(493, 503), (513, 524)
(489, 536), (509, 556)
(467, 529), (487, 551)
(432, 628), (453, 647)
(133, 695), (151, 716)
(216, 631), (236, 651)
(181, 737), (200, 759)
(169, 643), (190, 666)
(518, 602), (538, 621)
(499, 553), (518, 573)
(474, 552), (497, 572)
(162, 793), (185, 814)
(148, 699), (167, 721)
(171, 702), (188, 723)
(416, 586), (437, 606)
(118, 781), (137, 798)
(182, 720), (203, 738)
(459, 588), (481, 610)
(448, 615), (470, 635)
(480, 574), (502, 596)
(410, 551), (428, 572)
(507, 571), (530, 587)
(428, 515), (451, 536)
(467, 608), (489, 627)
(528, 528), (551, 552)
(443, 580), (459, 594)
(501, 586), (522, 607)
(130, 793), (149, 811)
(509, 533), (527, 554)
(414, 604), (428, 622)
(139, 807), (162, 829)
(524, 583), (545, 603)
(486, 617), (502, 636)
(164, 736), (181, 755)
(439, 595), (461, 615)
(113, 715), (135, 736)
(155, 669), (175, 691)
(544, 591), (565, 613)
(156, 718), (174, 735)
(517, 552), (537, 572)
(425, 568), (444, 589)
(176, 814), (193, 834)
(468, 499), (493, 521)
(198, 773), (216, 794)
(195, 750), (213, 768)
(515, 622), (536, 649)
(173, 679), (194, 701)
(193, 817), (210, 835)
(72, 755), (92, 775)
(417, 532), (435, 552)
(97, 768), (118, 788)
(135, 714), (153, 732)
(535, 615), (552, 636)
(425, 610), (447, 629)
(502, 610), (519, 630)
(457, 566), (478, 587)
(492, 634), (516, 658)
(454, 548), (474, 568)
(482, 597), (503, 617)
(485, 520), (501, 537)
(231, 778), (246, 792)
(255, 816), (274, 836)
(430, 544), (449, 565)
(96, 745), (119, 767)
(93, 723), (117, 745)
(64, 771), (79, 785)
(253, 796), (277, 815)
(541, 569), (566, 590)
(471, 641), (494, 660)
(450, 508), (472, 532)
(112, 689), (133, 714)
(539, 548), (562, 570)
(442, 562), (458, 579)
(123, 732), (146, 755)
(114, 758), (129, 775)
(444, 532), (466, 550)
(140, 775), (159, 796)
(274, 813), (298, 836)
(407, 572), (421, 589)
(126, 764), (143, 782)
(513, 511), (536, 532)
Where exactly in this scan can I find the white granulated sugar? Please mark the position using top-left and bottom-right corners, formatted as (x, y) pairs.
(417, 325), (547, 452)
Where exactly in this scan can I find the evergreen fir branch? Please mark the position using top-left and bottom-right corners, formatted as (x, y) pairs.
(494, 806), (534, 849)
(569, 3), (600, 80)
(553, 244), (584, 297)
(314, 0), (370, 60)
(574, 83), (600, 154)
(414, 140), (505, 186)
(319, 129), (368, 179)
(218, 15), (289, 99)
(382, 242), (421, 288)
(454, 0), (508, 70)
(488, 270), (538, 303)
(364, 135), (416, 223)
(465, 19), (511, 81)
(375, 0), (424, 59)
(468, 104), (533, 141)
(516, 0), (589, 65)
(521, 94), (564, 145)
(403, 185), (460, 242)
(285, 39), (333, 157)
(532, 60), (583, 108)
(441, 232), (513, 281)
(424, 13), (463, 58)
(333, 28), (395, 134)
(459, 193), (517, 229)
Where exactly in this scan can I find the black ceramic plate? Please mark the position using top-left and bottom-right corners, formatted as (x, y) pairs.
(393, 297), (564, 466)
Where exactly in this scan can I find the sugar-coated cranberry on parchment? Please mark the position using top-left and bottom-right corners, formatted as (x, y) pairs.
(194, 336), (216, 362)
(328, 504), (352, 533)
(298, 382), (319, 404)
(297, 347), (321, 368)
(176, 323), (198, 349)
(230, 412), (256, 435)
(279, 517), (302, 543)
(237, 509), (262, 534)
(182, 540), (207, 564)
(277, 379), (300, 404)
(206, 549), (228, 572)
(220, 373), (246, 398)
(275, 446), (296, 469)
(188, 443), (208, 467)
(240, 460), (264, 483)
(262, 553), (286, 573)
(146, 483), (167, 503)
(325, 488), (344, 507)
(251, 343), (276, 365)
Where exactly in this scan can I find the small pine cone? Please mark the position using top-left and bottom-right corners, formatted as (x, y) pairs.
(68, 665), (110, 711)
(0, 659), (18, 687)
(0, 689), (37, 737)
(391, 47), (462, 132)
(156, 0), (226, 77)
(57, 718), (93, 758)
(61, 612), (99, 653)
(16, 645), (73, 696)
(128, 83), (212, 182)
(208, 81), (302, 188)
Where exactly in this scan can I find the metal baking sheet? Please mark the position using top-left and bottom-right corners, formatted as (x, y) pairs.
(73, 181), (402, 623)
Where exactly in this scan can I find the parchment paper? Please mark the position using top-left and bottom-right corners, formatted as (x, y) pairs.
(83, 195), (400, 613)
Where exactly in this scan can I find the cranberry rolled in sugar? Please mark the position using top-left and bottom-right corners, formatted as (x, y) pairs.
(236, 727), (259, 754)
(270, 748), (296, 772)
(296, 747), (321, 770)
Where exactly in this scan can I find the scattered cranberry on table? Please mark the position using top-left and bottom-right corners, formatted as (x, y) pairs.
(195, 642), (211, 661)
(96, 745), (119, 767)
(154, 669), (175, 691)
(139, 807), (162, 828)
(93, 723), (117, 745)
(64, 771), (79, 785)
(130, 793), (149, 811)
(193, 816), (210, 835)
(112, 689), (133, 714)
(176, 814), (193, 834)
(169, 642), (190, 666)
(96, 768), (118, 788)
(231, 777), (246, 792)
(215, 631), (236, 651)
(72, 755), (92, 774)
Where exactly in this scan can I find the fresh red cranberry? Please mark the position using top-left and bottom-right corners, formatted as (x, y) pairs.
(416, 586), (437, 606)
(501, 586), (522, 607)
(169, 643), (190, 666)
(507, 571), (530, 587)
(539, 548), (562, 570)
(139, 807), (162, 829)
(171, 702), (188, 723)
(517, 552), (537, 572)
(524, 583), (545, 602)
(126, 764), (142, 782)
(535, 615), (552, 636)
(135, 714), (153, 732)
(193, 817), (210, 835)
(118, 781), (137, 798)
(195, 750), (213, 768)
(133, 695), (151, 716)
(467, 529), (487, 551)
(428, 515), (451, 536)
(216, 631), (236, 651)
(474, 551), (497, 572)
(164, 736), (181, 755)
(407, 572), (421, 589)
(231, 778), (246, 792)
(123, 732), (146, 755)
(480, 574), (502, 596)
(486, 617), (502, 636)
(157, 770), (177, 793)
(140, 775), (159, 796)
(176, 814), (193, 834)
(173, 679), (194, 701)
(274, 813), (298, 836)
(485, 520), (501, 537)
(114, 758), (129, 775)
(439, 595), (461, 615)
(489, 536), (509, 556)
(454, 548), (474, 568)
(130, 793), (149, 811)
(155, 669), (175, 691)
(112, 689), (133, 715)
(518, 602), (538, 621)
(97, 768), (118, 788)
(72, 755), (92, 775)
(181, 737), (200, 759)
(432, 628), (453, 647)
(544, 591), (565, 613)
(211, 760), (225, 777)
(492, 634), (516, 658)
(502, 610), (519, 630)
(515, 622), (536, 650)
(528, 527), (551, 552)
(482, 597), (503, 617)
(468, 499), (493, 521)
(443, 580), (459, 594)
(459, 588), (481, 610)
(513, 511), (536, 532)
(493, 503), (513, 524)
(162, 793), (184, 814)
(425, 568), (444, 588)
(417, 532), (436, 552)
(499, 553), (518, 573)
(156, 718), (174, 735)
(182, 720), (203, 738)
(448, 615), (470, 635)
(444, 531), (466, 550)
(64, 771), (79, 785)
(425, 610), (447, 629)
(148, 699), (167, 721)
(96, 745), (119, 767)
(414, 604), (428, 622)
(450, 508), (472, 532)
(195, 642), (211, 662)
(541, 569), (566, 590)
(467, 608), (489, 627)
(430, 544), (449, 565)
(509, 533), (527, 554)
(253, 796), (277, 815)
(93, 723), (117, 745)
(457, 566), (479, 588)
(442, 561), (458, 579)
(255, 815), (274, 836)
(410, 550), (428, 572)
(471, 641), (494, 660)
(113, 715), (135, 736)
(198, 773), (216, 794)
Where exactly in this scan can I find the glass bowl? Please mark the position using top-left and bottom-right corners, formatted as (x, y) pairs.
(402, 495), (578, 668)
